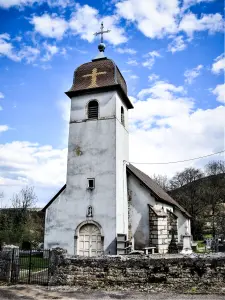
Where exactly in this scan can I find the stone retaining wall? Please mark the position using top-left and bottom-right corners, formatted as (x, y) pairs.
(0, 251), (11, 282)
(49, 250), (225, 293)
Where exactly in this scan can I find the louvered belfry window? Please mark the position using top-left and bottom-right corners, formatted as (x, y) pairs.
(88, 100), (98, 119)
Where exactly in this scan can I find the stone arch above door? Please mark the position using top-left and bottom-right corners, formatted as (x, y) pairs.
(75, 220), (104, 256)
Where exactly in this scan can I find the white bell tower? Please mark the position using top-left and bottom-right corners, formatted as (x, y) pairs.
(44, 24), (133, 255)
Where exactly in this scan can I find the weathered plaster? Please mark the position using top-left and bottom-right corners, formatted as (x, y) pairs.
(127, 174), (180, 251)
(44, 90), (129, 255)
(115, 94), (129, 236)
(175, 209), (191, 242)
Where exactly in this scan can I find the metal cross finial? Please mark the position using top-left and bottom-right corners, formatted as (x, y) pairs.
(94, 22), (110, 44)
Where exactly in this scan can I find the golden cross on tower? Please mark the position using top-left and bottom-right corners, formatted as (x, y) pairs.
(82, 68), (107, 88)
(94, 22), (110, 44)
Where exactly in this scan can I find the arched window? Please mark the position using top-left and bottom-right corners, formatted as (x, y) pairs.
(121, 106), (125, 126)
(88, 100), (98, 119)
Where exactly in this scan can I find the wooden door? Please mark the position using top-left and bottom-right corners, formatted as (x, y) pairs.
(79, 224), (102, 256)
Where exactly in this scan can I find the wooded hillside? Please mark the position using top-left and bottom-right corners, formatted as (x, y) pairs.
(153, 160), (225, 240)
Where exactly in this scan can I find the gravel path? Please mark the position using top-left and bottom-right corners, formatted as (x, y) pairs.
(0, 285), (225, 300)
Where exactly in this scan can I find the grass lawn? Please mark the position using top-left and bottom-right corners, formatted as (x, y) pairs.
(19, 255), (49, 272)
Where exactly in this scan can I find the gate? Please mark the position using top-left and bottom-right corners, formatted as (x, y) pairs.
(11, 249), (51, 285)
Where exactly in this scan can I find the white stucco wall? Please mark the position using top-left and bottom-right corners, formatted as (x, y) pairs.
(127, 174), (175, 250)
(44, 90), (129, 255)
(128, 174), (155, 249)
(175, 209), (191, 243)
(115, 94), (129, 236)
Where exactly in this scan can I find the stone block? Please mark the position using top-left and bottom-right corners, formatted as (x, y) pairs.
(151, 239), (158, 244)
(158, 219), (167, 225)
(159, 230), (168, 235)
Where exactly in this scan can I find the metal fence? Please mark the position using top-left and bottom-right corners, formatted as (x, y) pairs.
(10, 249), (51, 285)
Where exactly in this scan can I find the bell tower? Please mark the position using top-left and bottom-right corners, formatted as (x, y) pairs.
(44, 23), (133, 255)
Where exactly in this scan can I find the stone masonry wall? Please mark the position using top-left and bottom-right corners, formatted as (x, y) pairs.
(149, 206), (168, 253)
(0, 251), (11, 282)
(49, 250), (225, 293)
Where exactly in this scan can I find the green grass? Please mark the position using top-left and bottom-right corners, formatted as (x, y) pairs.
(203, 234), (213, 239)
(19, 256), (49, 272)
(197, 240), (205, 248)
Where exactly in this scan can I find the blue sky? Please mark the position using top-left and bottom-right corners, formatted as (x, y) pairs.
(0, 0), (224, 207)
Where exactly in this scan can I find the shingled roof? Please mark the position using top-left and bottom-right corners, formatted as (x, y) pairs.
(127, 163), (191, 217)
(65, 57), (133, 109)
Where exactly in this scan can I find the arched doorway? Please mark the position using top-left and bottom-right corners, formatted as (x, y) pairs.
(78, 223), (103, 256)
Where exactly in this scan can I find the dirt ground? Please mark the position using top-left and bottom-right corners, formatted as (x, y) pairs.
(0, 285), (225, 300)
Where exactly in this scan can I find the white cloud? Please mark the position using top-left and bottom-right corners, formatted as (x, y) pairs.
(41, 43), (59, 61)
(46, 0), (74, 8)
(142, 59), (155, 69)
(0, 141), (67, 187)
(179, 13), (224, 37)
(116, 48), (137, 54)
(0, 34), (58, 65)
(212, 84), (225, 104)
(148, 74), (159, 82)
(31, 14), (68, 39)
(146, 51), (161, 58)
(18, 46), (40, 64)
(129, 81), (225, 177)
(142, 50), (161, 69)
(212, 54), (225, 74)
(0, 33), (20, 61)
(130, 74), (139, 79)
(70, 4), (127, 45)
(127, 58), (138, 66)
(69, 5), (99, 43)
(0, 0), (36, 9)
(0, 125), (9, 133)
(168, 35), (187, 53)
(0, 0), (73, 9)
(45, 43), (58, 55)
(182, 0), (215, 11)
(138, 80), (184, 99)
(0, 97), (70, 204)
(184, 64), (203, 84)
(116, 0), (179, 38)
(0, 34), (41, 64)
(116, 0), (223, 39)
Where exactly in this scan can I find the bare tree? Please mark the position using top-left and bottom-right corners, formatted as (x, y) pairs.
(200, 172), (225, 238)
(0, 187), (42, 247)
(153, 174), (170, 191)
(12, 186), (37, 210)
(205, 160), (225, 176)
(170, 177), (206, 240)
(170, 167), (204, 190)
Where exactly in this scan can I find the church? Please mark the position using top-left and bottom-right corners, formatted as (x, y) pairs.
(42, 25), (191, 256)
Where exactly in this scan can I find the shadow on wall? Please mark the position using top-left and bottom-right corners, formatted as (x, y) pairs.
(105, 237), (117, 255)
(133, 215), (148, 250)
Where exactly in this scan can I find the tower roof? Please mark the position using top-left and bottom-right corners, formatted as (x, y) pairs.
(65, 23), (133, 109)
(66, 58), (133, 109)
